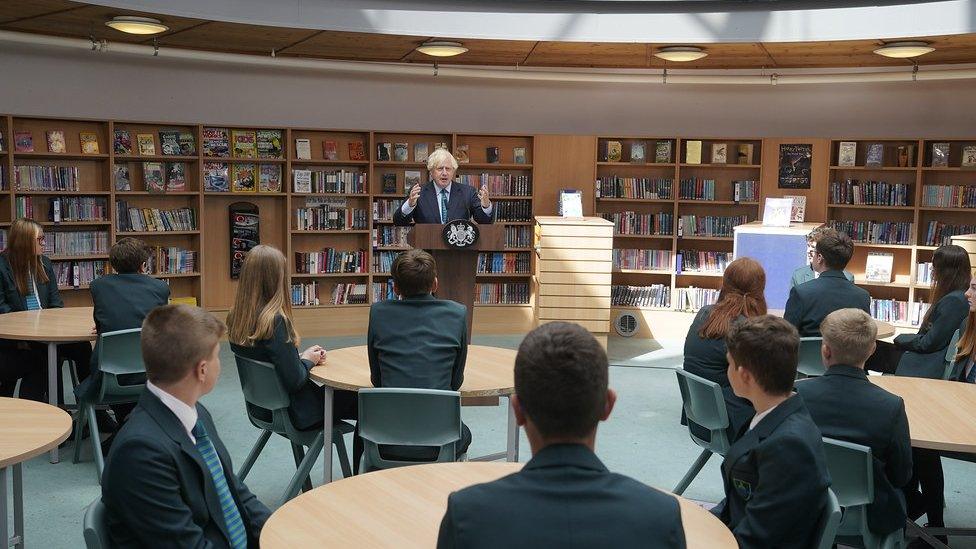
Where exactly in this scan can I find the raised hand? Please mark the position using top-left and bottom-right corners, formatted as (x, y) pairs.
(408, 184), (422, 207)
(479, 185), (491, 208)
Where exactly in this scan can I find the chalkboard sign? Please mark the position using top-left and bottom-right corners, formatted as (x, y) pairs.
(230, 202), (259, 279)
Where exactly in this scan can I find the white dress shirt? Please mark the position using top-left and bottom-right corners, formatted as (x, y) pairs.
(399, 182), (493, 219)
(146, 380), (200, 444)
(748, 398), (788, 431)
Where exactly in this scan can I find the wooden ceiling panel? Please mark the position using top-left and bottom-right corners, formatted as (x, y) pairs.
(281, 30), (422, 60)
(0, 4), (203, 44)
(0, 0), (80, 25)
(158, 22), (319, 54)
(401, 37), (537, 66)
(526, 42), (650, 68)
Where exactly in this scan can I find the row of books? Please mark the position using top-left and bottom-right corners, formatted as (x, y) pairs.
(828, 220), (913, 245)
(202, 128), (282, 159)
(456, 174), (532, 196)
(381, 172), (420, 195)
(477, 252), (530, 274)
(475, 282), (530, 304)
(677, 250), (732, 274)
(733, 181), (759, 202)
(16, 196), (109, 222)
(52, 260), (106, 288)
(921, 185), (976, 208)
(42, 230), (109, 256)
(505, 226), (531, 248)
(328, 283), (369, 305)
(14, 165), (80, 191)
(114, 162), (189, 192)
(601, 212), (674, 236)
(678, 215), (749, 238)
(146, 246), (197, 275)
(295, 249), (368, 274)
(372, 280), (396, 302)
(373, 227), (410, 247)
(829, 180), (910, 206)
(371, 251), (399, 273)
(376, 142), (442, 163)
(115, 202), (197, 233)
(12, 130), (100, 155)
(294, 206), (369, 231)
(293, 169), (366, 194)
(373, 199), (404, 222)
(870, 299), (929, 326)
(600, 140), (673, 164)
(596, 177), (673, 200)
(835, 142), (916, 168)
(612, 249), (672, 271)
(610, 284), (671, 308)
(295, 139), (365, 161)
(916, 262), (933, 285)
(924, 221), (976, 247)
(678, 178), (717, 201)
(114, 129), (196, 156)
(201, 163), (281, 193)
(291, 281), (321, 306)
(494, 200), (533, 222)
(675, 287), (720, 311)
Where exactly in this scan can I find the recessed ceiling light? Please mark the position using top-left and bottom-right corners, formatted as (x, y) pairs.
(416, 41), (468, 57)
(654, 46), (708, 62)
(873, 41), (935, 58)
(105, 16), (169, 35)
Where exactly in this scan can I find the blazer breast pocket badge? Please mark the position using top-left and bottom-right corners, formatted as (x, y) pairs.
(733, 477), (753, 501)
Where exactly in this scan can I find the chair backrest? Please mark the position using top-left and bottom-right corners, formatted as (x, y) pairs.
(796, 337), (826, 378)
(83, 499), (111, 549)
(674, 369), (730, 453)
(358, 388), (461, 470)
(233, 354), (293, 433)
(942, 328), (962, 380)
(822, 437), (874, 508)
(814, 488), (843, 549)
(96, 328), (146, 400)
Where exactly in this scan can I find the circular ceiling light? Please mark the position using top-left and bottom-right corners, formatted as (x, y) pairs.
(105, 16), (169, 35)
(654, 46), (708, 62)
(873, 41), (935, 58)
(416, 41), (468, 57)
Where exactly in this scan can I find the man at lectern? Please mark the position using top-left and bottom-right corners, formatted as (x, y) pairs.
(393, 147), (494, 226)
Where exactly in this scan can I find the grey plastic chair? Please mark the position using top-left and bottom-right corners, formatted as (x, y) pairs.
(673, 369), (731, 495)
(82, 498), (111, 549)
(822, 437), (904, 549)
(357, 388), (462, 473)
(941, 329), (962, 380)
(815, 488), (844, 549)
(797, 337), (826, 378)
(232, 354), (353, 506)
(72, 328), (146, 481)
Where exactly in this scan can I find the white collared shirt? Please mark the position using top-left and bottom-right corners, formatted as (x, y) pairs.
(399, 181), (493, 219)
(748, 399), (785, 431)
(146, 380), (200, 444)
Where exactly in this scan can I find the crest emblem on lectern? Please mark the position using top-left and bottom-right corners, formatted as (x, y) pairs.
(443, 220), (479, 248)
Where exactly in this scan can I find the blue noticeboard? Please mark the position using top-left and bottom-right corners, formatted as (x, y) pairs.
(734, 223), (818, 310)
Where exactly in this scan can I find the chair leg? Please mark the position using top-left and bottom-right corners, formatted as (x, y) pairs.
(72, 405), (89, 464)
(237, 430), (272, 480)
(279, 434), (324, 506)
(673, 448), (713, 496)
(87, 405), (105, 482)
(333, 429), (352, 479)
(291, 444), (312, 494)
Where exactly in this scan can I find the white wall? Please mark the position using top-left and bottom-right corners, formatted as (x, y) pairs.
(2, 43), (974, 138)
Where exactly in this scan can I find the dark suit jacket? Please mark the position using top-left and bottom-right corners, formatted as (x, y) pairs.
(790, 265), (854, 288)
(367, 294), (467, 391)
(0, 253), (62, 313)
(230, 315), (322, 430)
(713, 395), (830, 549)
(795, 365), (913, 535)
(102, 391), (270, 548)
(90, 273), (170, 369)
(437, 443), (686, 549)
(949, 319), (973, 382)
(783, 270), (871, 337)
(681, 305), (754, 437)
(894, 290), (969, 379)
(392, 181), (493, 226)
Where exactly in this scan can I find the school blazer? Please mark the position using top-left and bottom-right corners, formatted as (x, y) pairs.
(0, 254), (62, 313)
(392, 181), (493, 226)
(790, 265), (854, 288)
(713, 395), (830, 549)
(783, 270), (871, 337)
(437, 444), (686, 549)
(102, 391), (271, 548)
(230, 315), (322, 430)
(795, 365), (913, 535)
(948, 319), (973, 381)
(894, 290), (970, 379)
(90, 273), (170, 369)
(367, 294), (467, 391)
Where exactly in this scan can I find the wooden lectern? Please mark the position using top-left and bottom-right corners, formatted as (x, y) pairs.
(408, 223), (505, 340)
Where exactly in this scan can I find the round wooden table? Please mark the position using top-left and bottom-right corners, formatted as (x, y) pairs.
(0, 307), (94, 463)
(262, 462), (735, 548)
(0, 398), (72, 549)
(870, 376), (976, 453)
(874, 320), (895, 339)
(309, 345), (517, 484)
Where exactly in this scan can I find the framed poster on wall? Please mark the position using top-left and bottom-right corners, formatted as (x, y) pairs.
(778, 144), (812, 189)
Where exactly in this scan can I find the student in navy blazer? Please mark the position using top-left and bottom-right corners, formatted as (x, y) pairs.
(0, 219), (92, 401)
(393, 147), (493, 226)
(102, 305), (270, 548)
(437, 322), (686, 549)
(790, 226), (854, 288)
(713, 315), (830, 549)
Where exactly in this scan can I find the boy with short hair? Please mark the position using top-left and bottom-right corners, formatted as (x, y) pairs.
(437, 322), (685, 548)
(714, 315), (830, 549)
(102, 304), (270, 548)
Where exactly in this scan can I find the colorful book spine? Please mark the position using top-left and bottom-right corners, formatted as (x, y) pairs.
(597, 176), (673, 199)
(921, 185), (976, 208)
(829, 180), (910, 206)
(14, 165), (80, 191)
(42, 231), (109, 256)
(475, 282), (530, 304)
(294, 207), (368, 231)
(610, 284), (671, 308)
(294, 249), (368, 274)
(146, 246), (197, 274)
(456, 174), (532, 196)
(600, 211), (674, 236)
(291, 281), (320, 306)
(676, 250), (732, 273)
(678, 178), (716, 200)
(612, 249), (672, 271)
(924, 221), (976, 246)
(678, 215), (750, 238)
(476, 252), (530, 274)
(674, 287), (720, 312)
(828, 220), (913, 245)
(494, 200), (533, 222)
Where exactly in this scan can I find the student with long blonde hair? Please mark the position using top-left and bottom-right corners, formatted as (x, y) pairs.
(0, 219), (94, 402)
(226, 245), (360, 464)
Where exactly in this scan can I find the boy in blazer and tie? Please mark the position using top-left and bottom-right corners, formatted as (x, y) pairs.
(713, 315), (830, 549)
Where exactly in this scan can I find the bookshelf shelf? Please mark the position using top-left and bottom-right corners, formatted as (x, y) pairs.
(459, 163), (533, 169)
(613, 234), (674, 240)
(473, 303), (532, 307)
(291, 229), (370, 234)
(614, 305), (674, 312)
(828, 166), (918, 171)
(117, 191), (200, 196)
(291, 193), (369, 198)
(15, 191), (111, 196)
(290, 273), (370, 278)
(854, 279), (912, 289)
(14, 153), (109, 160)
(152, 272), (201, 278)
(827, 204), (915, 211)
(373, 246), (411, 251)
(615, 269), (672, 275)
(39, 221), (111, 226)
(476, 273), (532, 278)
(921, 167), (972, 172)
(204, 192), (287, 196)
(373, 161), (428, 168)
(498, 221), (534, 226)
(115, 155), (199, 162)
(852, 243), (914, 249)
(679, 163), (761, 169)
(918, 206), (976, 212)
(49, 254), (109, 261)
(677, 272), (724, 278)
(58, 285), (91, 291)
(678, 200), (759, 206)
(293, 303), (371, 309)
(598, 198), (673, 204)
(679, 236), (734, 241)
(120, 231), (200, 236)
(201, 157), (286, 164)
(290, 159), (370, 166)
(597, 162), (675, 167)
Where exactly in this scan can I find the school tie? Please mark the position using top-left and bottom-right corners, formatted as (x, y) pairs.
(440, 188), (449, 224)
(192, 420), (248, 549)
(25, 292), (41, 311)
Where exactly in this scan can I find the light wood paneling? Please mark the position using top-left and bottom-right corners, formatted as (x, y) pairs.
(538, 236), (613, 249)
(538, 271), (612, 285)
(538, 307), (610, 321)
(538, 295), (610, 309)
(537, 247), (612, 261)
(537, 283), (611, 297)
(533, 136), (597, 217)
(538, 318), (608, 332)
(538, 259), (612, 273)
(760, 137), (831, 223)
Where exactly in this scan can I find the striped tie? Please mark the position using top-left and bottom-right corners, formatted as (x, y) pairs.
(25, 292), (41, 311)
(192, 420), (248, 549)
(440, 188), (449, 224)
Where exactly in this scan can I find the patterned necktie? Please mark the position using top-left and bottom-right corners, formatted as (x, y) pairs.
(192, 420), (248, 549)
(440, 188), (449, 224)
(25, 274), (41, 310)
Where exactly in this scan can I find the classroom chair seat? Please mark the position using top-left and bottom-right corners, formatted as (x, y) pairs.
(797, 337), (826, 378)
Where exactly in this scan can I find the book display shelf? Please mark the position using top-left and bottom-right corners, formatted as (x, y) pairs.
(595, 136), (762, 314)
